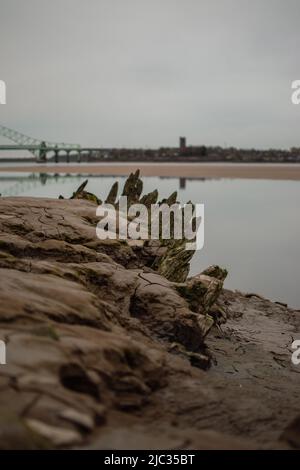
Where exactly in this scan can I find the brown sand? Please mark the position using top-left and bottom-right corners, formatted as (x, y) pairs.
(1, 163), (300, 180)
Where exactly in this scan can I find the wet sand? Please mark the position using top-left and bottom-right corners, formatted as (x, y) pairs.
(0, 163), (300, 180)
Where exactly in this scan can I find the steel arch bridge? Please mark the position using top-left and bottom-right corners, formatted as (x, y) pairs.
(0, 124), (81, 160)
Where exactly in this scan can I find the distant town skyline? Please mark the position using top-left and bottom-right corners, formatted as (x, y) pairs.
(1, 0), (300, 149)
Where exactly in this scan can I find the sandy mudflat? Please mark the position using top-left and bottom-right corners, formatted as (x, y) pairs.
(0, 162), (300, 180)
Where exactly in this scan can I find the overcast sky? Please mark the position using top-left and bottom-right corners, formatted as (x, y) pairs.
(1, 0), (300, 148)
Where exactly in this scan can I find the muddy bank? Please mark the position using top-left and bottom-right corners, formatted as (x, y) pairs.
(1, 162), (300, 180)
(0, 175), (299, 450)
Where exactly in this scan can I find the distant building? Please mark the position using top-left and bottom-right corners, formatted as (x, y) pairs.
(179, 136), (186, 153)
(179, 136), (207, 158)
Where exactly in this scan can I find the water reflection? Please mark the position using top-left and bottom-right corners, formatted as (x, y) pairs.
(0, 173), (212, 197)
(0, 172), (299, 308)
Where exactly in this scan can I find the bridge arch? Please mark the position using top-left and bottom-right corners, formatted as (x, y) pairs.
(0, 124), (80, 160)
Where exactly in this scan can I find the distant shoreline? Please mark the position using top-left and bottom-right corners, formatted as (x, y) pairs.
(0, 162), (300, 180)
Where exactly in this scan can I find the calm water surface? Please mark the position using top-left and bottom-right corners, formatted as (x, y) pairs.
(1, 172), (299, 308)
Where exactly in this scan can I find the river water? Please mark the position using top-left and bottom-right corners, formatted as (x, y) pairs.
(0, 171), (299, 308)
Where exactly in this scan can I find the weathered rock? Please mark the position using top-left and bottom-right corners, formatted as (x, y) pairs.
(66, 175), (196, 282)
(70, 179), (101, 205)
(281, 415), (300, 449)
(105, 181), (119, 205)
(160, 191), (178, 206)
(139, 189), (158, 208)
(176, 270), (225, 314)
(0, 175), (299, 450)
(154, 239), (195, 282)
(121, 169), (143, 205)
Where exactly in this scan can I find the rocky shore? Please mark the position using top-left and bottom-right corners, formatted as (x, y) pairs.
(0, 173), (299, 449)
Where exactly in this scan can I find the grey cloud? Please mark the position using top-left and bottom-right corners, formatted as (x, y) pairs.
(0, 0), (300, 148)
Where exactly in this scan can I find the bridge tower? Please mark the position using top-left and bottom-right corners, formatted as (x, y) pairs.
(38, 141), (47, 162)
(54, 146), (59, 163)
